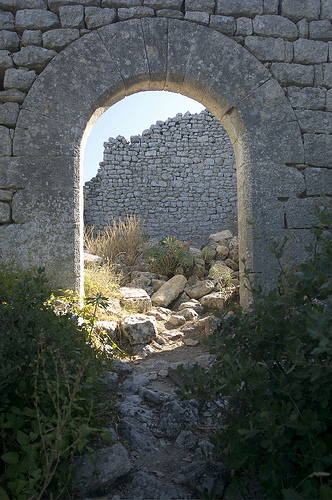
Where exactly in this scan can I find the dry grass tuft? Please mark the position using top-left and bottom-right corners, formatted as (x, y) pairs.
(84, 214), (147, 266)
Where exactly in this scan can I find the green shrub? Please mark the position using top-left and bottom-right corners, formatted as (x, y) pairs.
(146, 235), (195, 278)
(176, 203), (332, 499)
(0, 266), (113, 499)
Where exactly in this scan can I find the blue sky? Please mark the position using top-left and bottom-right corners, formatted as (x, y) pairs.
(82, 91), (205, 183)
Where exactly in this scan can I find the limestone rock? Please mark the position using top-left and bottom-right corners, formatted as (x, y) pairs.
(73, 444), (132, 496)
(4, 68), (36, 91)
(127, 471), (188, 500)
(42, 28), (79, 51)
(208, 230), (233, 244)
(12, 46), (57, 71)
(215, 244), (229, 260)
(83, 251), (102, 265)
(178, 300), (204, 313)
(85, 6), (116, 29)
(15, 9), (60, 33)
(118, 286), (152, 313)
(199, 290), (237, 310)
(186, 279), (215, 299)
(208, 262), (234, 280)
(151, 274), (187, 307)
(168, 314), (186, 327)
(179, 308), (199, 321)
(158, 398), (199, 438)
(121, 314), (157, 345)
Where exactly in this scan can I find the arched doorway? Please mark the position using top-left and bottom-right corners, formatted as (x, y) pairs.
(8, 18), (304, 305)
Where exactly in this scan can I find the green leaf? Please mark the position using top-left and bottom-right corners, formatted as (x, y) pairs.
(320, 484), (332, 500)
(282, 488), (303, 499)
(1, 452), (19, 465)
(0, 487), (10, 500)
(16, 430), (30, 446)
(100, 430), (113, 445)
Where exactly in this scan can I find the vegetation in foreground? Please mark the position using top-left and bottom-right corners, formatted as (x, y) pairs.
(176, 203), (332, 499)
(0, 266), (114, 500)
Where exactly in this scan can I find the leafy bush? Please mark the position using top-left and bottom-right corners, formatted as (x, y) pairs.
(0, 266), (113, 499)
(146, 235), (195, 278)
(176, 203), (332, 499)
(84, 214), (147, 266)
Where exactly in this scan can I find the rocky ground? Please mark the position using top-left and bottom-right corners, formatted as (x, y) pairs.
(73, 230), (264, 499)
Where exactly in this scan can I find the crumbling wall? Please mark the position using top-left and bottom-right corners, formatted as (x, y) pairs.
(84, 109), (237, 243)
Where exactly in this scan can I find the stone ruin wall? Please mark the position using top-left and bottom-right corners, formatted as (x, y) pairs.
(84, 110), (238, 244)
(1, 0), (332, 233)
(0, 0), (331, 295)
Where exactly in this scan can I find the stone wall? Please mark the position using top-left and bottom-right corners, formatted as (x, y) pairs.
(84, 109), (237, 244)
(0, 0), (331, 297)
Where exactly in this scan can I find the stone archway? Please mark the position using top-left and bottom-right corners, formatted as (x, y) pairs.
(6, 18), (304, 304)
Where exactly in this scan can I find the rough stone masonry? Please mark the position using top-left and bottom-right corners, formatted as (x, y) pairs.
(0, 0), (331, 302)
(84, 109), (237, 244)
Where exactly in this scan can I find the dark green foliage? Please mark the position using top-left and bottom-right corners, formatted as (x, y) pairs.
(176, 203), (332, 499)
(145, 235), (195, 278)
(0, 265), (112, 499)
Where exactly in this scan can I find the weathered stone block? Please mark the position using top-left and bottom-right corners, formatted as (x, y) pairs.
(12, 46), (56, 71)
(303, 134), (332, 167)
(281, 0), (320, 22)
(185, 0), (215, 14)
(4, 68), (36, 91)
(216, 0), (263, 17)
(0, 189), (12, 201)
(297, 19), (308, 38)
(287, 86), (326, 110)
(0, 156), (80, 189)
(42, 28), (79, 51)
(0, 125), (11, 156)
(184, 11), (209, 26)
(323, 63), (332, 88)
(144, 0), (182, 8)
(12, 187), (80, 225)
(48, 0), (99, 14)
(118, 6), (154, 20)
(102, 0), (142, 7)
(0, 10), (14, 30)
(0, 0), (46, 11)
(0, 89), (25, 103)
(21, 29), (42, 46)
(15, 9), (60, 33)
(0, 202), (10, 223)
(263, 0), (278, 15)
(253, 15), (298, 40)
(270, 62), (314, 86)
(0, 30), (20, 52)
(327, 88), (332, 110)
(156, 9), (183, 19)
(141, 17), (168, 86)
(245, 36), (285, 62)
(295, 110), (332, 134)
(0, 50), (13, 72)
(85, 7), (116, 29)
(0, 102), (19, 127)
(59, 5), (85, 28)
(0, 220), (82, 293)
(305, 168), (332, 196)
(293, 39), (328, 64)
(309, 20), (332, 41)
(210, 15), (236, 36)
(321, 0), (332, 20)
(121, 314), (157, 345)
(236, 17), (253, 36)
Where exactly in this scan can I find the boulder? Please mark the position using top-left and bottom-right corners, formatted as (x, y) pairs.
(208, 230), (233, 244)
(186, 279), (215, 299)
(118, 286), (152, 313)
(127, 471), (188, 500)
(121, 314), (157, 345)
(208, 262), (234, 281)
(73, 444), (132, 496)
(151, 274), (187, 307)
